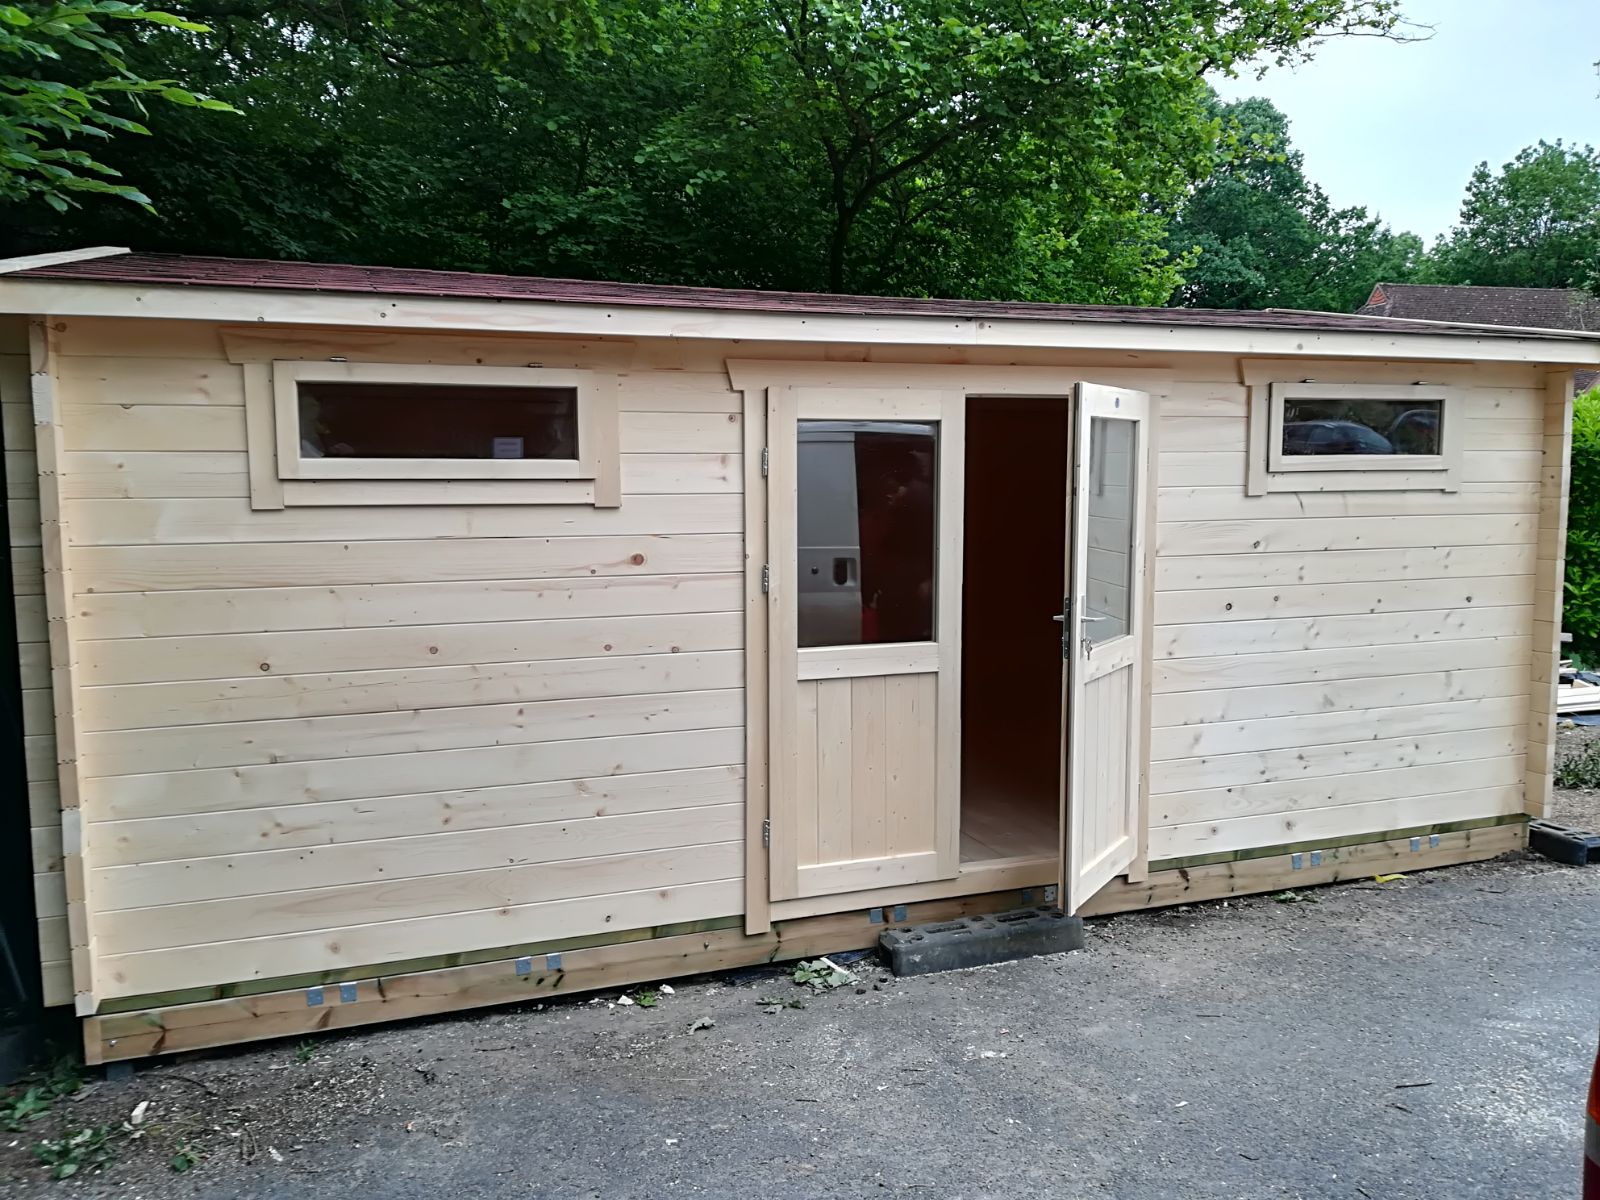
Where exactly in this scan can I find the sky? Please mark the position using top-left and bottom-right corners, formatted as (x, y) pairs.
(1210, 0), (1600, 243)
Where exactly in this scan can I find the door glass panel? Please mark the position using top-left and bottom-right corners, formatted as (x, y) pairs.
(797, 420), (937, 648)
(1084, 416), (1135, 644)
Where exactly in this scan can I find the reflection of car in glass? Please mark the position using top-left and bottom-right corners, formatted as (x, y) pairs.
(796, 421), (936, 648)
(1386, 408), (1439, 455)
(1282, 419), (1394, 455)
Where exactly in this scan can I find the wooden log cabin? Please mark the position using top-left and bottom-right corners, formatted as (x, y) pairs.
(1, 248), (1594, 1062)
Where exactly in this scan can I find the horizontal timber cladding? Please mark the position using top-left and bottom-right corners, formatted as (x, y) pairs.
(17, 312), (1570, 1011)
(1149, 364), (1552, 861)
(82, 824), (1524, 1065)
(48, 322), (755, 1003)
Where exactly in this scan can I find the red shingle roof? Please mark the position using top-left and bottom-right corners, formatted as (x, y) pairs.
(10, 252), (1593, 341)
(1359, 283), (1600, 332)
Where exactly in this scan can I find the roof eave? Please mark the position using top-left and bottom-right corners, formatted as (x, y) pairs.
(3, 277), (1599, 366)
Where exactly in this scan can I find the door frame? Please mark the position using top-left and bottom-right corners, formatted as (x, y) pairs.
(729, 360), (1168, 933)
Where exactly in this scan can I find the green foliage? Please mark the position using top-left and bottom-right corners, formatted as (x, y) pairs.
(1421, 141), (1600, 291)
(2, 1054), (84, 1131)
(0, 0), (238, 211)
(1555, 739), (1600, 789)
(1566, 387), (1600, 665)
(33, 1124), (118, 1179)
(169, 1145), (199, 1173)
(292, 1039), (315, 1063)
(11, 0), (1405, 303)
(1165, 96), (1423, 311)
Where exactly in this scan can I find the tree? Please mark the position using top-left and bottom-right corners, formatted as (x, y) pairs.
(1163, 96), (1422, 310)
(1422, 140), (1600, 291)
(8, 0), (1410, 303)
(1, 0), (237, 212)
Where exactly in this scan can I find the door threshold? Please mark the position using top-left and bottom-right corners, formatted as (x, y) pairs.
(769, 854), (1057, 922)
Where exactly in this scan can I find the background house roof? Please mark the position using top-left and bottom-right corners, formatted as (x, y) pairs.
(1359, 283), (1600, 388)
(8, 251), (1598, 343)
(1360, 283), (1600, 331)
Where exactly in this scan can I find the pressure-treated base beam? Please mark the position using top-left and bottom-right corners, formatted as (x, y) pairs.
(84, 823), (1526, 1065)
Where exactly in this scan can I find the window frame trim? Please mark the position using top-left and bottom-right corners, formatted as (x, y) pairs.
(1249, 379), (1463, 495)
(272, 360), (603, 483)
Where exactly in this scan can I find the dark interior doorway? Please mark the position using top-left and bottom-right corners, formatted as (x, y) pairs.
(959, 395), (1069, 862)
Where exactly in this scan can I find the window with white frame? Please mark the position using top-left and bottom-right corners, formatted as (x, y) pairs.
(1249, 380), (1462, 494)
(245, 359), (620, 509)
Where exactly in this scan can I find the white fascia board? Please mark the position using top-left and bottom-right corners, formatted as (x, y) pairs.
(2, 278), (1598, 366)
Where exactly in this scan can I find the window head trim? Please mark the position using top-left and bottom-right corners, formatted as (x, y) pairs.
(272, 360), (606, 483)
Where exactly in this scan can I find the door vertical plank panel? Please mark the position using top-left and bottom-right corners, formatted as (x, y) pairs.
(1089, 683), (1105, 857)
(850, 676), (887, 858)
(794, 681), (819, 873)
(882, 675), (913, 855)
(815, 678), (853, 863)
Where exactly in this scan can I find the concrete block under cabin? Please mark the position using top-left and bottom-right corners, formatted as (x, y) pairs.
(879, 907), (1085, 976)
(0, 248), (1593, 1062)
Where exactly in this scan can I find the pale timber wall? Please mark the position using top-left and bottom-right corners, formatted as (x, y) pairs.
(12, 315), (1567, 1006)
(1149, 359), (1549, 861)
(54, 319), (748, 1002)
(2, 317), (72, 1006)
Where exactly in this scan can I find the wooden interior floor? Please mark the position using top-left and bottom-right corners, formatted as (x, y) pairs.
(960, 787), (1059, 863)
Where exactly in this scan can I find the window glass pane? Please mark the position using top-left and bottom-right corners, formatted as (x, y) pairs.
(797, 420), (937, 648)
(298, 382), (578, 460)
(1281, 396), (1441, 456)
(1085, 416), (1135, 645)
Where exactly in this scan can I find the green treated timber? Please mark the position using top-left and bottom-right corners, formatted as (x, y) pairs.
(95, 915), (745, 1015)
(97, 816), (1528, 1016)
(1148, 813), (1527, 874)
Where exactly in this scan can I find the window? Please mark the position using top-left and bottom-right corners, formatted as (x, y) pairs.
(298, 381), (579, 462)
(1250, 380), (1460, 495)
(796, 419), (938, 648)
(1280, 396), (1442, 458)
(1084, 416), (1136, 644)
(248, 359), (620, 508)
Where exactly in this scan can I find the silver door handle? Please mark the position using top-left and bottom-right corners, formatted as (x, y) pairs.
(1051, 614), (1066, 623)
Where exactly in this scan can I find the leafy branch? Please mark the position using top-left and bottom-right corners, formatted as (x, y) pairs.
(1, 0), (238, 211)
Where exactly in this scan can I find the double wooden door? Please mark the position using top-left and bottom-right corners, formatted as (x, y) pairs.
(765, 382), (1149, 912)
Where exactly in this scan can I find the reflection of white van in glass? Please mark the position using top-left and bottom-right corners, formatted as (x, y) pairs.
(797, 420), (937, 648)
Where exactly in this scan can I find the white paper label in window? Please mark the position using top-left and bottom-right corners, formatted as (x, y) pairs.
(491, 436), (525, 459)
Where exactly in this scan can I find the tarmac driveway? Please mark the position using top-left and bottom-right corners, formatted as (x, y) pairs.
(3, 850), (1597, 1199)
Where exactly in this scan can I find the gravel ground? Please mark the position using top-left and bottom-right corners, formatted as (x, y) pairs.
(2, 849), (1596, 1199)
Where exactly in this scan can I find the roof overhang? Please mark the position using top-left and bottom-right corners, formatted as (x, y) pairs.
(3, 276), (1598, 366)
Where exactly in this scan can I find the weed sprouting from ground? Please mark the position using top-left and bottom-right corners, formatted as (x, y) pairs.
(2, 1054), (83, 1131)
(1556, 740), (1600, 789)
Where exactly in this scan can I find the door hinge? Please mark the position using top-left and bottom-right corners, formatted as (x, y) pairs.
(761, 564), (770, 593)
(761, 818), (771, 848)
(760, 446), (769, 477)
